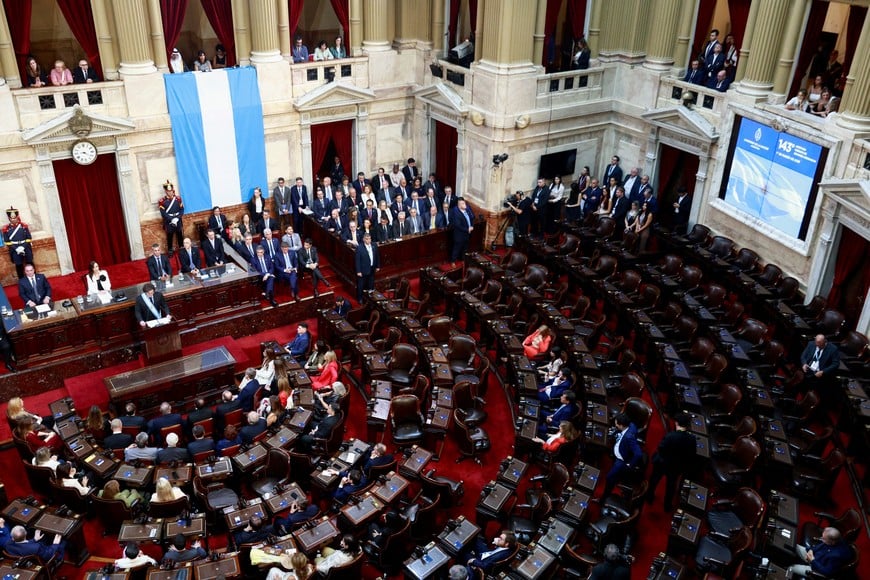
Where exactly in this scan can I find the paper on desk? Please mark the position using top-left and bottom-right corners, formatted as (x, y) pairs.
(97, 290), (112, 305)
(301, 207), (313, 215)
(35, 304), (51, 313)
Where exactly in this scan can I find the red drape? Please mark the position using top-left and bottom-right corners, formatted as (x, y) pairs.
(567, 0), (588, 40)
(331, 119), (353, 180)
(3, 0), (32, 85)
(828, 227), (870, 309)
(542, 0), (563, 67)
(329, 0), (349, 46)
(56, 0), (102, 77)
(726, 0), (751, 47)
(789, 0), (827, 97)
(434, 121), (458, 191)
(692, 0), (717, 60)
(448, 0), (462, 47)
(160, 0), (189, 61)
(54, 156), (131, 270)
(468, 0), (478, 36)
(843, 5), (868, 76)
(289, 0), (304, 40)
(200, 0), (236, 66)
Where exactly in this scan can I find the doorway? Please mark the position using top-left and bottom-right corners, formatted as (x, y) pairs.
(656, 144), (700, 231)
(53, 155), (131, 271)
(433, 121), (458, 190)
(311, 120), (353, 184)
(828, 226), (870, 331)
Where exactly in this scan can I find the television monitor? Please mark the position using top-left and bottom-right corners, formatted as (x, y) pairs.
(538, 150), (577, 180)
(718, 116), (827, 241)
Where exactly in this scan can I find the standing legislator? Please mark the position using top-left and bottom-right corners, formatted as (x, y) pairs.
(3, 207), (33, 279)
(135, 283), (170, 327)
(159, 181), (184, 256)
(449, 198), (475, 263)
(355, 233), (380, 302)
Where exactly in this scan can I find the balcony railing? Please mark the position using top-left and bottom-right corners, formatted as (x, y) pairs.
(13, 81), (128, 128)
(535, 67), (604, 107)
(290, 56), (369, 97)
(428, 60), (474, 99)
(657, 77), (729, 122)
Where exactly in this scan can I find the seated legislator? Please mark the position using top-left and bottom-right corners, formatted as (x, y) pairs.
(6, 525), (66, 561)
(187, 424), (215, 457)
(298, 403), (340, 452)
(18, 264), (52, 308)
(17, 416), (62, 452)
(163, 533), (206, 563)
(151, 476), (187, 503)
(135, 283), (170, 328)
(240, 411), (267, 444)
(285, 323), (311, 361)
(202, 229), (226, 267)
(538, 391), (580, 435)
(56, 462), (93, 496)
(207, 206), (229, 239)
(236, 232), (259, 265)
(786, 527), (852, 578)
(215, 389), (243, 433)
(33, 447), (61, 475)
(274, 497), (319, 533)
(178, 237), (202, 275)
(274, 242), (299, 300)
(146, 243), (173, 282)
(311, 351), (339, 391)
(538, 367), (573, 403)
(100, 480), (144, 509)
(115, 542), (157, 570)
(85, 260), (112, 294)
(523, 325), (553, 359)
(233, 515), (274, 546)
(297, 238), (330, 298)
(157, 433), (190, 463)
(125, 432), (159, 463)
(147, 402), (183, 443)
(216, 424), (241, 455)
(461, 531), (517, 577)
(531, 421), (579, 453)
(314, 534), (360, 575)
(252, 246), (278, 308)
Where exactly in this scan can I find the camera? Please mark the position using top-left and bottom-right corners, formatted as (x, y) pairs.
(503, 191), (522, 208)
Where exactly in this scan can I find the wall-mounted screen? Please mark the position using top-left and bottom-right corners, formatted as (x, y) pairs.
(539, 150), (577, 180)
(719, 116), (827, 241)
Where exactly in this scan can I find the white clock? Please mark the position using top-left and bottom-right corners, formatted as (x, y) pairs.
(71, 139), (98, 165)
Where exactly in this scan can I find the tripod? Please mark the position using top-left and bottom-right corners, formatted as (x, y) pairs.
(490, 210), (516, 251)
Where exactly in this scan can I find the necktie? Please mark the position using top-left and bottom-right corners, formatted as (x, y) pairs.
(188, 250), (193, 267)
(814, 348), (821, 362)
(217, 216), (222, 229)
(260, 257), (267, 273)
(336, 218), (341, 230)
(431, 215), (436, 229)
(307, 250), (312, 263)
(247, 244), (253, 257)
(464, 211), (471, 227)
(267, 242), (274, 259)
(31, 277), (37, 296)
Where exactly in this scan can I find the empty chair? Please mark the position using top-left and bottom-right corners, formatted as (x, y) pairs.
(459, 267), (485, 293)
(526, 463), (570, 509)
(776, 276), (802, 304)
(250, 448), (292, 496)
(710, 416), (757, 456)
(475, 279), (502, 304)
(390, 395), (424, 449)
(790, 448), (846, 503)
(523, 264), (550, 291)
(683, 337), (716, 369)
(427, 316), (453, 347)
(670, 315), (699, 348)
(778, 390), (820, 428)
(838, 331), (869, 362)
(632, 284), (660, 312)
(364, 514), (411, 573)
(384, 277), (411, 305)
(694, 354), (729, 392)
(799, 294), (827, 319)
(701, 384), (743, 424)
(452, 380), (487, 427)
(700, 283), (728, 313)
(682, 224), (711, 245)
(674, 265), (703, 295)
(507, 492), (552, 545)
(652, 301), (682, 331)
(387, 343), (419, 386)
(193, 475), (239, 525)
(601, 480), (648, 520)
(711, 436), (761, 489)
(786, 424), (834, 459)
(720, 300), (745, 330)
(373, 326), (401, 355)
(407, 494), (440, 542)
(420, 468), (464, 507)
(694, 526), (753, 576)
(730, 247), (760, 272)
(614, 270), (642, 295)
(706, 236), (736, 260)
(652, 254), (683, 278)
(586, 507), (641, 554)
(446, 334), (477, 375)
(557, 234), (581, 256)
(355, 309), (381, 341)
(581, 254), (618, 280)
(706, 488), (766, 536)
(501, 251), (528, 276)
(454, 357), (491, 397)
(756, 263), (783, 288)
(750, 340), (786, 377)
(452, 408), (490, 464)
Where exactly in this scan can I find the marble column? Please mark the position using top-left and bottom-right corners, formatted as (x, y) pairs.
(394, 0), (415, 48)
(772, 0), (808, 96)
(350, 0), (363, 55)
(533, 0), (547, 67)
(671, 0), (696, 76)
(277, 0), (291, 60)
(0, 1), (19, 87)
(145, 0), (167, 71)
(645, 0), (681, 70)
(734, 0), (759, 82)
(431, 0), (446, 54)
(232, 0), (251, 66)
(249, 0), (282, 63)
(92, 0), (118, 80)
(474, 0), (484, 62)
(480, 0), (537, 65)
(417, 0), (433, 47)
(114, 0), (156, 75)
(837, 9), (870, 131)
(622, 0), (649, 59)
(587, 0), (602, 58)
(737, 0), (790, 96)
(363, 0), (391, 52)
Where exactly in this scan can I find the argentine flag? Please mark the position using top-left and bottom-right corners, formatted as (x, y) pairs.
(164, 67), (267, 213)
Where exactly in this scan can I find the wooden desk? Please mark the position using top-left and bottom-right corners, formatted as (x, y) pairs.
(146, 564), (192, 580)
(475, 482), (513, 523)
(573, 463), (601, 494)
(55, 417), (81, 441)
(399, 446), (433, 479)
(437, 516), (480, 556)
(232, 443), (268, 472)
(196, 458), (233, 482)
(496, 456), (528, 489)
(155, 465), (193, 487)
(536, 517), (574, 555)
(0, 564), (47, 580)
(336, 439), (372, 467)
(510, 545), (556, 580)
(263, 484), (306, 515)
(667, 510), (701, 556)
(224, 501), (267, 530)
(679, 481), (709, 516)
(371, 472), (410, 504)
(292, 517), (340, 556)
(119, 520), (163, 543)
(48, 398), (76, 422)
(403, 543), (450, 580)
(84, 572), (129, 580)
(286, 408), (313, 433)
(264, 426), (298, 450)
(194, 553), (241, 580)
(3, 499), (44, 527)
(165, 513), (207, 540)
(769, 491), (798, 526)
(556, 488), (591, 526)
(66, 435), (96, 460)
(84, 451), (120, 480)
(114, 464), (154, 488)
(339, 492), (383, 527)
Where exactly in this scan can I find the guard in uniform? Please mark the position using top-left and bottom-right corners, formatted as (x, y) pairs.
(159, 181), (184, 256)
(3, 207), (33, 279)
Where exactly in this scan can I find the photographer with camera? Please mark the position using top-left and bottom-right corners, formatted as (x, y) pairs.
(504, 190), (532, 237)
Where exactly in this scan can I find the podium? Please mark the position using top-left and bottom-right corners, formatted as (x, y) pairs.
(143, 320), (182, 364)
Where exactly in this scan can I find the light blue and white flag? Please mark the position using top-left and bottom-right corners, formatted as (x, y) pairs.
(164, 67), (267, 213)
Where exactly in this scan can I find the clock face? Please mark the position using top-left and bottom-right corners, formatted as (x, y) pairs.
(71, 140), (98, 165)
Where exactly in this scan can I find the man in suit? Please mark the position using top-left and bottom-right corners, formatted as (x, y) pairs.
(582, 178), (603, 216)
(427, 205), (445, 230)
(18, 264), (52, 308)
(640, 186), (658, 214)
(321, 176), (335, 201)
(343, 221), (363, 248)
(601, 413), (643, 500)
(285, 323), (311, 360)
(233, 515), (274, 548)
(333, 190), (350, 216)
(178, 238), (202, 275)
(326, 208), (345, 235)
(800, 334), (841, 396)
(134, 282), (170, 327)
(539, 391), (580, 435)
(787, 527), (852, 579)
(423, 188), (441, 215)
(147, 402), (184, 445)
(683, 60), (705, 85)
(426, 173), (443, 198)
(333, 296), (352, 318)
(163, 534), (206, 563)
(257, 210), (279, 236)
(362, 443), (394, 476)
(609, 187), (630, 234)
(704, 43), (725, 80)
(252, 246), (278, 307)
(700, 29), (721, 64)
(146, 243), (173, 282)
(602, 155), (623, 186)
(103, 419), (134, 450)
(240, 411), (267, 444)
(376, 215), (392, 243)
(261, 228), (279, 260)
(187, 424), (215, 457)
(72, 58), (99, 83)
(371, 167), (390, 199)
(449, 198), (475, 262)
(185, 398), (213, 438)
(361, 199), (378, 226)
(529, 178), (549, 237)
(402, 157), (419, 184)
(297, 238), (330, 298)
(202, 229), (226, 267)
(291, 177), (309, 233)
(463, 531), (517, 576)
(274, 242), (300, 301)
(157, 432), (190, 464)
(214, 388), (243, 433)
(622, 168), (641, 200)
(405, 191), (425, 217)
(207, 206), (229, 240)
(119, 403), (146, 432)
(6, 526), (65, 561)
(442, 186), (457, 210)
(589, 544), (631, 580)
(125, 432), (159, 462)
(274, 497), (319, 532)
(352, 172), (371, 197)
(672, 187), (692, 234)
(407, 207), (424, 234)
(282, 225), (303, 253)
(158, 181), (184, 256)
(707, 69), (731, 92)
(392, 178), (410, 205)
(646, 414), (696, 510)
(355, 233), (380, 302)
(236, 233), (258, 265)
(538, 367), (573, 403)
(392, 211), (410, 239)
(272, 178), (292, 232)
(298, 402), (341, 452)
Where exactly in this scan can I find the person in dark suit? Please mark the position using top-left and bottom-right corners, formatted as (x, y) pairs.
(103, 419), (134, 450)
(683, 60), (705, 85)
(236, 368), (261, 413)
(18, 264), (52, 308)
(157, 432), (190, 464)
(672, 187), (692, 234)
(352, 172), (371, 197)
(6, 525), (65, 561)
(291, 177), (309, 233)
(371, 167), (391, 198)
(202, 229), (226, 267)
(163, 534), (206, 563)
(704, 43), (725, 80)
(601, 413), (643, 500)
(375, 216), (392, 243)
(355, 233), (380, 302)
(146, 243), (173, 282)
(134, 283), (169, 327)
(402, 158), (418, 184)
(602, 156), (622, 186)
(332, 296), (352, 318)
(392, 212), (411, 239)
(285, 323), (311, 361)
(609, 187), (630, 231)
(449, 198), (475, 262)
(187, 424), (215, 457)
(646, 414), (697, 510)
(119, 403), (146, 432)
(800, 334), (841, 400)
(274, 497), (319, 532)
(236, 233), (258, 265)
(274, 242), (299, 301)
(239, 411), (267, 444)
(272, 178), (292, 232)
(343, 222), (363, 247)
(589, 544), (631, 580)
(361, 443), (393, 475)
(297, 238), (330, 298)
(72, 58), (99, 83)
(326, 208), (346, 235)
(529, 179), (549, 237)
(185, 398), (213, 438)
(707, 69), (731, 92)
(539, 391), (580, 434)
(257, 210), (279, 236)
(233, 515), (274, 547)
(214, 389), (243, 434)
(251, 246), (278, 308)
(463, 531), (516, 576)
(333, 469), (368, 503)
(298, 402), (341, 452)
(147, 402), (183, 445)
(538, 367), (573, 403)
(178, 238), (202, 275)
(787, 527), (852, 579)
(207, 206), (229, 239)
(312, 189), (332, 223)
(582, 179), (603, 216)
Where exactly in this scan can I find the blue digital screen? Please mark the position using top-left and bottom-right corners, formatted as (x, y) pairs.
(722, 117), (825, 240)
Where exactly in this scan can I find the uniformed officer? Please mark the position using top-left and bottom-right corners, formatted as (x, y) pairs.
(3, 207), (33, 279)
(158, 181), (184, 256)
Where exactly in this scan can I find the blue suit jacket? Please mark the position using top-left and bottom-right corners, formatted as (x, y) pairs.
(800, 342), (840, 376)
(237, 379), (260, 412)
(615, 423), (642, 468)
(549, 403), (580, 424)
(286, 333), (310, 359)
(18, 273), (52, 305)
(450, 207), (475, 240)
(6, 539), (65, 561)
(274, 250), (298, 274)
(251, 253), (275, 277)
(147, 413), (183, 441)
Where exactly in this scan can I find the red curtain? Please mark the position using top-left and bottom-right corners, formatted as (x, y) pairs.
(54, 156), (131, 270)
(691, 0), (717, 59)
(329, 0), (349, 46)
(200, 0), (236, 66)
(789, 0), (827, 97)
(160, 0), (189, 61)
(567, 0), (588, 40)
(3, 0), (31, 85)
(448, 0), (462, 47)
(843, 5), (868, 76)
(828, 227), (870, 309)
(289, 0), (304, 40)
(468, 0), (478, 36)
(434, 121), (458, 191)
(542, 0), (563, 67)
(56, 0), (103, 77)
(726, 0), (751, 47)
(331, 119), (353, 180)
(310, 123), (332, 181)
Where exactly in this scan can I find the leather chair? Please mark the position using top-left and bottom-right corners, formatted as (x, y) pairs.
(159, 423), (184, 447)
(670, 315), (700, 349)
(399, 373), (430, 401)
(799, 295), (827, 320)
(556, 234), (581, 256)
(756, 263), (783, 288)
(222, 408), (244, 430)
(621, 398), (653, 442)
(192, 417), (214, 439)
(219, 443), (241, 457)
(565, 295), (592, 323)
(683, 337), (716, 369)
(749, 340), (786, 377)
(838, 331), (869, 367)
(455, 357), (491, 397)
(652, 301), (682, 332)
(452, 409), (490, 464)
(373, 326), (401, 355)
(601, 480), (648, 520)
(729, 247), (759, 272)
(452, 380), (487, 427)
(92, 494), (134, 535)
(710, 416), (757, 456)
(250, 448), (291, 496)
(674, 265), (703, 295)
(526, 463), (570, 510)
(695, 526), (753, 576)
(459, 267), (485, 294)
(614, 269), (642, 295)
(816, 309), (846, 339)
(364, 516), (411, 573)
(701, 384), (743, 424)
(406, 493), (440, 542)
(148, 495), (189, 519)
(574, 311), (606, 341)
(500, 251), (528, 277)
(22, 461), (55, 499)
(801, 544), (858, 579)
(322, 550), (365, 580)
(356, 309), (381, 342)
(49, 477), (93, 516)
(590, 216), (617, 243)
(700, 283), (728, 313)
(720, 300), (745, 330)
(543, 280), (570, 307)
(706, 488), (766, 536)
(776, 276), (802, 304)
(390, 395), (424, 449)
(586, 507), (641, 554)
(650, 253), (683, 278)
(711, 436), (761, 489)
(312, 411), (345, 456)
(193, 475), (239, 526)
(632, 283), (661, 312)
(475, 279), (503, 304)
(384, 277), (411, 305)
(523, 264), (550, 291)
(706, 236), (736, 260)
(420, 468), (464, 507)
(790, 448), (846, 503)
(507, 492), (552, 545)
(787, 425), (834, 458)
(801, 508), (861, 546)
(580, 254), (618, 280)
(694, 354), (729, 393)
(734, 318), (768, 351)
(447, 335), (477, 375)
(681, 223), (711, 246)
(779, 391), (820, 429)
(427, 316), (453, 347)
(387, 343), (419, 386)
(288, 450), (317, 480)
(606, 372), (645, 413)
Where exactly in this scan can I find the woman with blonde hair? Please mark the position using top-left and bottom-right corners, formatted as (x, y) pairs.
(49, 59), (73, 86)
(100, 479), (143, 508)
(151, 476), (187, 503)
(532, 421), (578, 452)
(311, 351), (339, 391)
(6, 396), (55, 429)
(265, 551), (315, 580)
(523, 325), (553, 359)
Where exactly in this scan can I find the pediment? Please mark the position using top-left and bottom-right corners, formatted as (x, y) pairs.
(21, 105), (136, 144)
(414, 82), (468, 116)
(642, 106), (719, 142)
(820, 179), (870, 225)
(294, 82), (376, 111)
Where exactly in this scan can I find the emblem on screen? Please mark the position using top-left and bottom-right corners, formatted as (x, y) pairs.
(754, 128), (762, 141)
